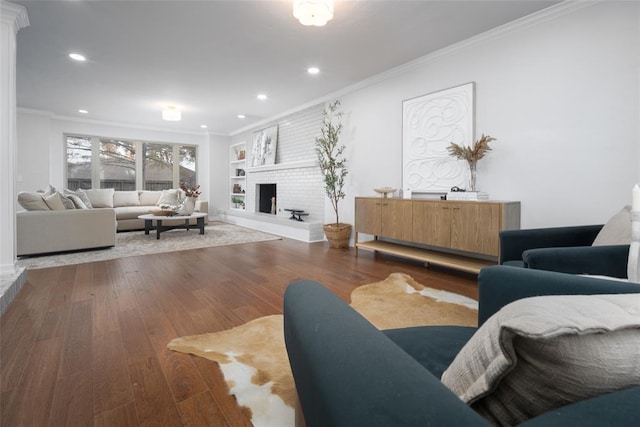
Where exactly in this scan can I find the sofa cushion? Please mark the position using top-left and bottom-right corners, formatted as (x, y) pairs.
(65, 194), (89, 209)
(156, 189), (182, 207)
(85, 188), (115, 208)
(114, 206), (156, 220)
(63, 188), (93, 209)
(139, 190), (161, 206)
(441, 293), (640, 426)
(42, 184), (57, 196)
(17, 191), (50, 211)
(44, 192), (67, 210)
(592, 205), (631, 246)
(383, 326), (476, 379)
(58, 192), (76, 209)
(113, 190), (140, 207)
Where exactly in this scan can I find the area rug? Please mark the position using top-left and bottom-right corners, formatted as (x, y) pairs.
(17, 221), (281, 270)
(168, 272), (478, 427)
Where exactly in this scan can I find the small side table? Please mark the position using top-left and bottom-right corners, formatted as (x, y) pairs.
(138, 212), (207, 240)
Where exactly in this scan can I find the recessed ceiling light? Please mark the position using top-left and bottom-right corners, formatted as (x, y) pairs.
(78, 109), (88, 114)
(307, 67), (320, 75)
(69, 53), (86, 62)
(237, 114), (246, 119)
(257, 94), (267, 101)
(200, 124), (208, 129)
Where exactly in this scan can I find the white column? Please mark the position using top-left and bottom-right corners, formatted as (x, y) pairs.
(0, 1), (29, 276)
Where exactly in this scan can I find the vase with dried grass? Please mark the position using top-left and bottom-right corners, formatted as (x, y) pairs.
(447, 134), (496, 192)
(177, 182), (201, 215)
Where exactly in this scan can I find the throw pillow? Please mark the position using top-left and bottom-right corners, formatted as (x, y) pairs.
(66, 194), (89, 209)
(84, 188), (115, 208)
(58, 192), (76, 209)
(43, 192), (67, 210)
(113, 191), (140, 207)
(156, 189), (182, 207)
(71, 188), (93, 208)
(17, 191), (50, 211)
(592, 205), (631, 246)
(441, 293), (640, 426)
(139, 190), (161, 206)
(42, 184), (57, 196)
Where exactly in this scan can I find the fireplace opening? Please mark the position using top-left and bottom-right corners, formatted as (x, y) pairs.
(257, 184), (277, 214)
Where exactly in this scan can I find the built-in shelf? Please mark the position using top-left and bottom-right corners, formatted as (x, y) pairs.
(229, 142), (246, 210)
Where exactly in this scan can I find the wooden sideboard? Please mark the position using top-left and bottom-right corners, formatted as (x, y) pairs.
(355, 197), (521, 274)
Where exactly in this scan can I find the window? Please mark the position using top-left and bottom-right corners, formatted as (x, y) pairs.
(65, 135), (197, 191)
(66, 136), (93, 190)
(100, 139), (136, 190)
(144, 143), (173, 191)
(180, 146), (197, 189)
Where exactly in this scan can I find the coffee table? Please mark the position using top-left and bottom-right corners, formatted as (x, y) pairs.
(138, 212), (207, 240)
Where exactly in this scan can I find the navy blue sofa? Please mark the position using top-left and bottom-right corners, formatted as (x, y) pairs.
(499, 225), (629, 278)
(284, 266), (640, 426)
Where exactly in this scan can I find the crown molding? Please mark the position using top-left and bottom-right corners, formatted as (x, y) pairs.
(230, 103), (325, 137)
(17, 107), (220, 138)
(1, 1), (29, 33)
(230, 0), (597, 137)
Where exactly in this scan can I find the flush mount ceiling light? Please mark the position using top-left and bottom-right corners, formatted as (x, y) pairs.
(162, 106), (182, 121)
(237, 114), (246, 119)
(78, 109), (88, 114)
(257, 93), (268, 101)
(69, 52), (86, 62)
(293, 0), (333, 26)
(307, 67), (320, 75)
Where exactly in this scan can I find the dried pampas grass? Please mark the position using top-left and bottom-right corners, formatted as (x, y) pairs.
(447, 134), (496, 164)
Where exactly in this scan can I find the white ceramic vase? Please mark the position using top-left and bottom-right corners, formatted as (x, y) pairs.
(177, 196), (197, 215)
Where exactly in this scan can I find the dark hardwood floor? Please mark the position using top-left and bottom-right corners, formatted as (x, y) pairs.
(1, 238), (478, 426)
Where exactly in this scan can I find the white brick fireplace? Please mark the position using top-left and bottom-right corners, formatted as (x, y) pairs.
(220, 105), (326, 242)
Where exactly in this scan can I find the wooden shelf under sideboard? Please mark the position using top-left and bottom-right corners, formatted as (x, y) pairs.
(356, 239), (496, 275)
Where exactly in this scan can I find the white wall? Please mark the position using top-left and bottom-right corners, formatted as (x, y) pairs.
(16, 110), (50, 193)
(208, 133), (231, 216)
(16, 110), (215, 202)
(336, 1), (639, 229)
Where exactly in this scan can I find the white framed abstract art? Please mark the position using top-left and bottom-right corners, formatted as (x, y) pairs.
(402, 82), (475, 193)
(251, 125), (278, 167)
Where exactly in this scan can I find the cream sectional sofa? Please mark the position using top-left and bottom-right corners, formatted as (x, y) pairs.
(16, 187), (209, 256)
(95, 189), (209, 231)
(17, 208), (117, 256)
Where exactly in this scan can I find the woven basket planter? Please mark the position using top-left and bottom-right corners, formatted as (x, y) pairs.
(323, 223), (352, 249)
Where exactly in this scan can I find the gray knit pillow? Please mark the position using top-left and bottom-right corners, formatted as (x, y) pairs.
(441, 294), (640, 426)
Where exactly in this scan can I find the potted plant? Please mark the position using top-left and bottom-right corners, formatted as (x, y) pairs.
(315, 100), (351, 248)
(231, 196), (244, 209)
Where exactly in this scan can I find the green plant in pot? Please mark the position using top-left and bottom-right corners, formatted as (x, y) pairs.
(231, 196), (244, 209)
(315, 100), (351, 248)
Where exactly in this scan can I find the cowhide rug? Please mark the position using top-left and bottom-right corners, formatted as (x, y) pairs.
(167, 272), (478, 427)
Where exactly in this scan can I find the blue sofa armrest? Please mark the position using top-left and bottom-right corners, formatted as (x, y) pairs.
(523, 244), (629, 278)
(520, 385), (640, 427)
(283, 280), (489, 427)
(477, 265), (640, 325)
(499, 224), (603, 264)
